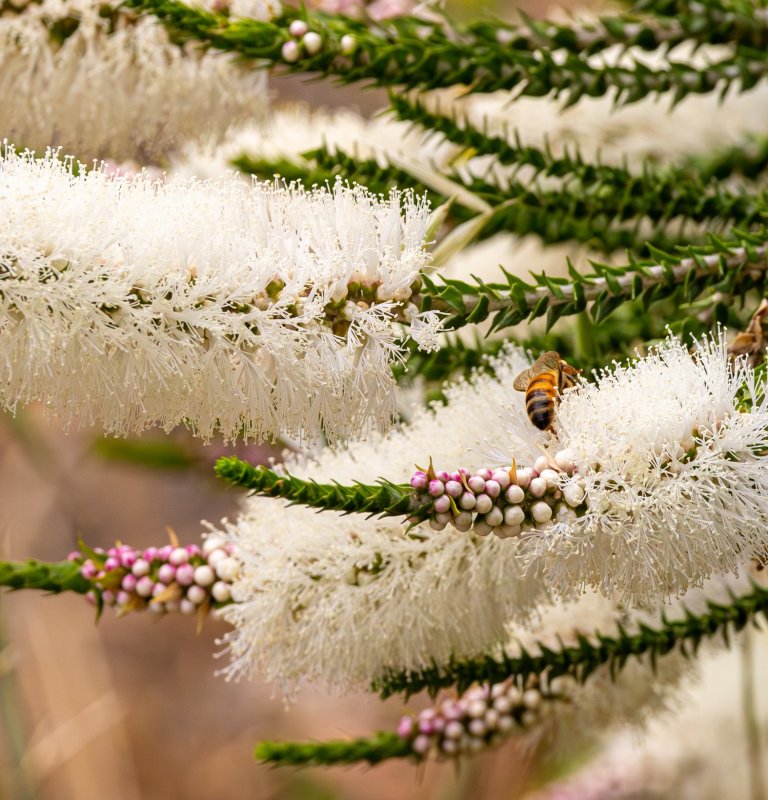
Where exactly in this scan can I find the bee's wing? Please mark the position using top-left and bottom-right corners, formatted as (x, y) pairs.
(513, 367), (534, 392)
(536, 351), (562, 370)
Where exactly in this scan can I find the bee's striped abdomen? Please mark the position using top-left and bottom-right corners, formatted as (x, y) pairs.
(525, 372), (558, 431)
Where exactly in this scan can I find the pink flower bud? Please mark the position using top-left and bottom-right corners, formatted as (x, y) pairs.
(104, 557), (120, 571)
(467, 476), (485, 494)
(433, 495), (451, 514)
(410, 472), (428, 490)
(281, 40), (300, 62)
(444, 480), (463, 498)
(288, 18), (308, 37)
(491, 469), (511, 489)
(428, 480), (445, 497)
(397, 717), (414, 739)
(175, 563), (195, 586)
(169, 547), (189, 566)
(412, 735), (431, 755)
(484, 480), (501, 499)
(135, 576), (154, 597)
(157, 564), (176, 584)
(80, 560), (97, 579)
(143, 547), (159, 562)
(121, 574), (137, 592)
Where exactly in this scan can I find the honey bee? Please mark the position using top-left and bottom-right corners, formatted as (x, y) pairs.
(513, 352), (581, 431)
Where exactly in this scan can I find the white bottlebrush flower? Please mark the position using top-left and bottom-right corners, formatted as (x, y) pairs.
(0, 0), (277, 163)
(215, 347), (549, 693)
(0, 148), (432, 443)
(519, 334), (768, 606)
(215, 334), (768, 692)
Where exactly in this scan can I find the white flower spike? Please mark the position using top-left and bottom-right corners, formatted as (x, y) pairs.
(0, 148), (432, 443)
(0, 0), (277, 162)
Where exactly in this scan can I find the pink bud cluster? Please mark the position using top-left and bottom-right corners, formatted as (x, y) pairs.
(409, 451), (587, 538)
(281, 20), (358, 63)
(397, 677), (566, 759)
(70, 536), (239, 616)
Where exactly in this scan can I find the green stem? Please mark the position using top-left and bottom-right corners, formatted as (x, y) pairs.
(214, 457), (415, 517)
(417, 230), (768, 333)
(254, 731), (413, 766)
(373, 583), (768, 698)
(125, 0), (767, 103)
(0, 560), (90, 595)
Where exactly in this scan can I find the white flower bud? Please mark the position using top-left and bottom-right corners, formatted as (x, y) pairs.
(186, 585), (207, 604)
(531, 502), (553, 523)
(215, 557), (240, 581)
(429, 518), (448, 531)
(539, 468), (561, 487)
(211, 581), (232, 603)
(554, 448), (576, 472)
(485, 506), (504, 527)
(459, 492), (477, 510)
(180, 598), (197, 615)
(497, 524), (521, 539)
(474, 494), (493, 514)
(522, 689), (541, 709)
(452, 512), (474, 532)
(468, 699), (487, 718)
(202, 536), (227, 555)
(207, 549), (228, 567)
(515, 467), (533, 488)
(468, 719), (486, 737)
(281, 40), (300, 62)
(529, 477), (548, 497)
(493, 695), (511, 714)
(563, 481), (586, 507)
(484, 709), (499, 729)
(131, 558), (150, 577)
(473, 519), (493, 537)
(193, 565), (215, 587)
(302, 31), (323, 55)
(340, 34), (357, 54)
(505, 485), (525, 504)
(534, 455), (550, 473)
(504, 505), (525, 527)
